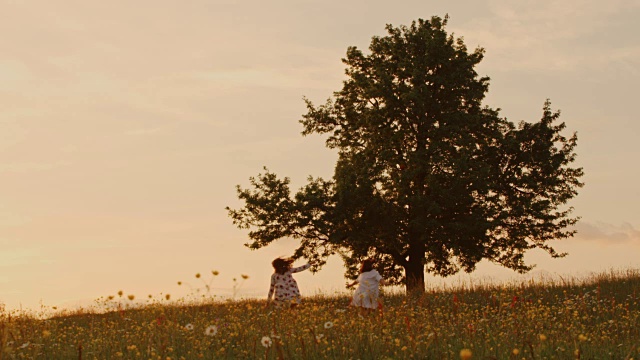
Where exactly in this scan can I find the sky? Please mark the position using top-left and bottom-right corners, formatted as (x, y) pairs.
(1, 0), (639, 312)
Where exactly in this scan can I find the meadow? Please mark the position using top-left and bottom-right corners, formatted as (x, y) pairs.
(1, 269), (639, 359)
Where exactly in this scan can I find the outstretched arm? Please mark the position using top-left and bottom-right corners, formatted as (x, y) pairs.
(346, 280), (358, 288)
(291, 263), (311, 273)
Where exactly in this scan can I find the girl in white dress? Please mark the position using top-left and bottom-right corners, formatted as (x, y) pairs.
(347, 259), (387, 310)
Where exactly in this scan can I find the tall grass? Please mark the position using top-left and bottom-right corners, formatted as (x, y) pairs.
(1, 268), (639, 359)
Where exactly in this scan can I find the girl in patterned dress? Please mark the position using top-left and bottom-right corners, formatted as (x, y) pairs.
(267, 257), (311, 307)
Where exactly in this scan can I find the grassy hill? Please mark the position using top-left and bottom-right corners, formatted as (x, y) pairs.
(1, 269), (639, 359)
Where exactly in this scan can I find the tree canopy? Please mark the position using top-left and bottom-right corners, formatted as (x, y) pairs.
(226, 16), (584, 292)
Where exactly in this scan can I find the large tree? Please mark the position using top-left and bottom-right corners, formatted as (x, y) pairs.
(227, 16), (584, 292)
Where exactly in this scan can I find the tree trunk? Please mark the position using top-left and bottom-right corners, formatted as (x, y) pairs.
(404, 244), (425, 293)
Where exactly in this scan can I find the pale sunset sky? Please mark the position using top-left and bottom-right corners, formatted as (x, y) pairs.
(1, 0), (639, 311)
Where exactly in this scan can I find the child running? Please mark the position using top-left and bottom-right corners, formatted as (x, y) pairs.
(267, 257), (311, 307)
(347, 259), (387, 311)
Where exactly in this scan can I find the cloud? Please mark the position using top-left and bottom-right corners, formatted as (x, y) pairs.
(0, 161), (72, 174)
(456, 0), (640, 72)
(573, 221), (640, 244)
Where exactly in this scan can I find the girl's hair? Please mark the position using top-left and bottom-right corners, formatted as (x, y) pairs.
(360, 259), (375, 273)
(272, 257), (294, 274)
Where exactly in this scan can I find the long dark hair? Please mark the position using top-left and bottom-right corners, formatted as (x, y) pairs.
(272, 257), (294, 275)
(360, 259), (375, 273)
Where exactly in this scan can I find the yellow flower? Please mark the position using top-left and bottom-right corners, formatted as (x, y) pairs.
(460, 348), (472, 360)
(539, 334), (547, 341)
(42, 330), (51, 338)
(578, 334), (588, 342)
(512, 349), (520, 355)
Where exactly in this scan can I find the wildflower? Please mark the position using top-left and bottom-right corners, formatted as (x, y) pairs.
(316, 334), (324, 341)
(19, 342), (30, 349)
(335, 309), (346, 314)
(184, 323), (194, 331)
(324, 321), (334, 329)
(513, 349), (520, 355)
(128, 295), (135, 301)
(118, 290), (123, 296)
(42, 330), (51, 338)
(261, 336), (272, 348)
(205, 325), (218, 336)
(127, 345), (137, 351)
(578, 334), (588, 342)
(460, 348), (472, 360)
(165, 294), (171, 300)
(539, 334), (547, 341)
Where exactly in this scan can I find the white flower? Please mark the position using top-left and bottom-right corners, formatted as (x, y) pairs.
(315, 334), (324, 341)
(204, 325), (218, 336)
(323, 321), (334, 329)
(184, 323), (194, 331)
(334, 309), (346, 314)
(19, 342), (30, 349)
(261, 336), (273, 348)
